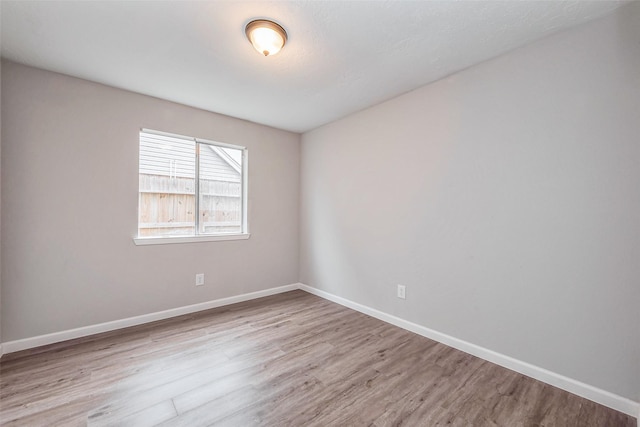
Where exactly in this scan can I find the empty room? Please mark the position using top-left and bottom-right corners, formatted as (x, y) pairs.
(0, 1), (638, 426)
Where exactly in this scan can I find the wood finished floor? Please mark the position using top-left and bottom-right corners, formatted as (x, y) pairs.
(0, 290), (635, 427)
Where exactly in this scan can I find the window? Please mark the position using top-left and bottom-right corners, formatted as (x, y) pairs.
(135, 129), (248, 244)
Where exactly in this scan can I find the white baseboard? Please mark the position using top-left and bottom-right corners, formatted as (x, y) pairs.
(1, 283), (298, 356)
(298, 283), (640, 418)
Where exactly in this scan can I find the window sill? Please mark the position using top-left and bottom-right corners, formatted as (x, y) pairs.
(133, 233), (250, 246)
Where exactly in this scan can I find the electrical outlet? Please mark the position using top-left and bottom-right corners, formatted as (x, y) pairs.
(397, 284), (406, 299)
(195, 273), (205, 286)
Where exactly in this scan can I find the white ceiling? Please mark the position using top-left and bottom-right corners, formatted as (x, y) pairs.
(0, 1), (629, 133)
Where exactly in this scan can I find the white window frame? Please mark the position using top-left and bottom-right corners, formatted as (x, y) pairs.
(133, 129), (250, 246)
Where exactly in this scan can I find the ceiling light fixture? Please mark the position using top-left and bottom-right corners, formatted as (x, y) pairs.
(245, 19), (287, 57)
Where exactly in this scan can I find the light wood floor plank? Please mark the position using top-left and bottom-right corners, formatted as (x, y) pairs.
(0, 290), (635, 426)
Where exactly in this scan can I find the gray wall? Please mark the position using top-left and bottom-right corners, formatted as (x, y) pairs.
(300, 4), (640, 401)
(0, 57), (3, 347)
(1, 61), (300, 341)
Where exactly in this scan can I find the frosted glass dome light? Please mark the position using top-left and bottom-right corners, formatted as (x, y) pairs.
(245, 19), (287, 57)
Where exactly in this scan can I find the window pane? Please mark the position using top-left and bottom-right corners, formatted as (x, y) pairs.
(139, 132), (196, 237)
(198, 144), (243, 235)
